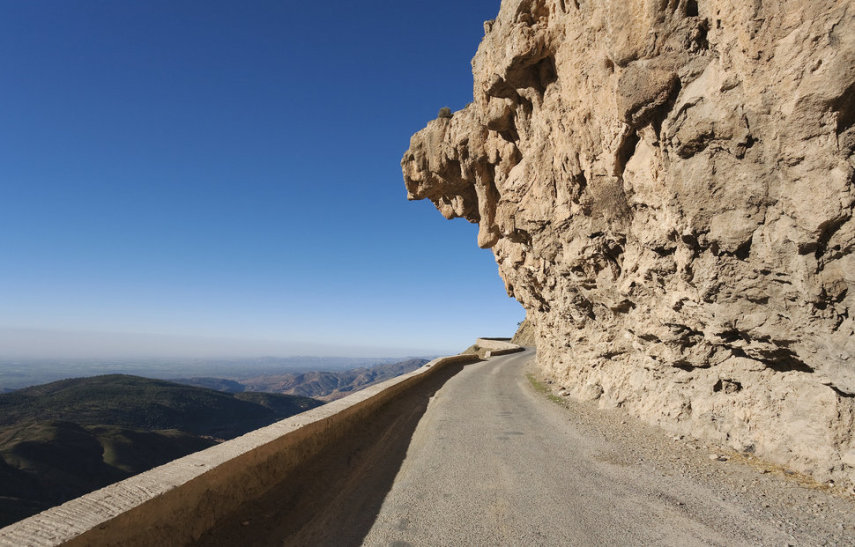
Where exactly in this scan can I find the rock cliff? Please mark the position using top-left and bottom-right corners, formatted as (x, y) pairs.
(404, 0), (855, 485)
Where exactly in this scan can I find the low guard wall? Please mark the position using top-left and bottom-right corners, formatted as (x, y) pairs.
(476, 338), (525, 357)
(0, 353), (482, 547)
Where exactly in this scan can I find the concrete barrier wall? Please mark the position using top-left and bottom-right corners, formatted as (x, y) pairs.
(484, 347), (525, 357)
(0, 353), (481, 547)
(476, 338), (524, 357)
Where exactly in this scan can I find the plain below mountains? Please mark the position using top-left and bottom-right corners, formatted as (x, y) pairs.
(0, 375), (322, 528)
(175, 358), (430, 401)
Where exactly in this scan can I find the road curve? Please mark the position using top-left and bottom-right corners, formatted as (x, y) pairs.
(362, 349), (790, 546)
(200, 349), (852, 546)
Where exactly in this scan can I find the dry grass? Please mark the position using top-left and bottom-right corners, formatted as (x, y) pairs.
(526, 373), (565, 405)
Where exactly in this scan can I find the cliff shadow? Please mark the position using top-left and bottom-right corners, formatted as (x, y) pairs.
(194, 360), (470, 547)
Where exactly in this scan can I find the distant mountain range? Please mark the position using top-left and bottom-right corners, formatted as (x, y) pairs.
(174, 358), (430, 401)
(0, 375), (322, 528)
(0, 355), (434, 393)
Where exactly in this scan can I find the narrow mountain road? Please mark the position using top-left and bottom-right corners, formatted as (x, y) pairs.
(201, 349), (853, 546)
(362, 349), (854, 546)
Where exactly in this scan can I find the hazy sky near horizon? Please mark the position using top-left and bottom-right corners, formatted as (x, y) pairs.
(0, 1), (521, 359)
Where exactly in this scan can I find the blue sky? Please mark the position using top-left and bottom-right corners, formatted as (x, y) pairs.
(0, 0), (522, 358)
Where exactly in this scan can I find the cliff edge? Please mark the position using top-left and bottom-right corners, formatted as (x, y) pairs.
(404, 0), (855, 485)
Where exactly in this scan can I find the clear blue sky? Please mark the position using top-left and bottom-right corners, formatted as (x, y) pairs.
(0, 0), (522, 358)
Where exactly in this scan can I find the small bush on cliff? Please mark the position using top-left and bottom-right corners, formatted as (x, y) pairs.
(438, 106), (452, 119)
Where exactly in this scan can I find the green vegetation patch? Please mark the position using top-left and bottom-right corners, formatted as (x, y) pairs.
(526, 373), (564, 405)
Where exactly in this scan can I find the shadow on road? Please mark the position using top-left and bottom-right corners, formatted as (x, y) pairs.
(194, 360), (470, 547)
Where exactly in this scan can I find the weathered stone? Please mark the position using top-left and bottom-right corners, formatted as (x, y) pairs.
(511, 316), (537, 346)
(405, 0), (855, 486)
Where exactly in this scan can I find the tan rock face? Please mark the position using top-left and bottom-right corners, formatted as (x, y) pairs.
(404, 0), (855, 485)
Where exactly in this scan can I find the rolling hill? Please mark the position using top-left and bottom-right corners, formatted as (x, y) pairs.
(175, 358), (431, 401)
(0, 375), (322, 527)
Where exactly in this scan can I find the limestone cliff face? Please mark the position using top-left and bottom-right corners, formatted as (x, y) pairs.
(404, 0), (855, 484)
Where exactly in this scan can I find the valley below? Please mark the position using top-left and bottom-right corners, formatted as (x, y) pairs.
(0, 357), (427, 528)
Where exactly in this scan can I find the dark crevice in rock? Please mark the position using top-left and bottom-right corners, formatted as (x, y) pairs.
(828, 384), (855, 398)
(813, 215), (850, 261)
(603, 241), (626, 272)
(667, 324), (705, 348)
(649, 81), (684, 138)
(710, 240), (756, 261)
(444, 159), (464, 182)
(499, 112), (521, 143)
(518, 96), (534, 120)
(653, 245), (677, 257)
(666, 324), (704, 338)
(673, 360), (701, 371)
(730, 346), (814, 373)
(680, 233), (701, 252)
(833, 81), (855, 135)
(507, 229), (532, 245)
(713, 378), (743, 393)
(708, 241), (722, 256)
(653, 79), (682, 136)
(676, 130), (714, 158)
(615, 131), (640, 176)
(610, 300), (636, 313)
(534, 55), (558, 96)
(772, 339), (793, 348)
(574, 170), (588, 197)
(499, 128), (520, 144)
(690, 19), (709, 52)
(604, 57), (615, 73)
(733, 238), (752, 260)
(685, 0), (699, 17)
(734, 133), (756, 159)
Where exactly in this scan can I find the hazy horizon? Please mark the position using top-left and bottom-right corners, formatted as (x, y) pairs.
(0, 326), (456, 361)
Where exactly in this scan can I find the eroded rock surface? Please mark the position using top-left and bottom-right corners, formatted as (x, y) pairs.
(404, 0), (855, 485)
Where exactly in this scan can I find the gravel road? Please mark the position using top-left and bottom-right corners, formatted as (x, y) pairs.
(362, 349), (855, 546)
